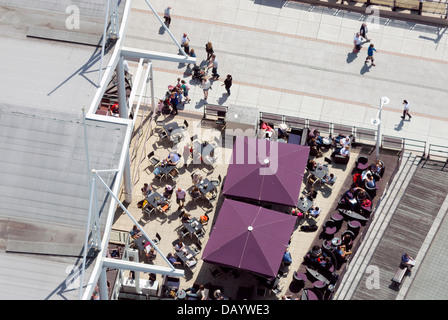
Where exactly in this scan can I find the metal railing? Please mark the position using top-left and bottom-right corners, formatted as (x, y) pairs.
(259, 112), (429, 157)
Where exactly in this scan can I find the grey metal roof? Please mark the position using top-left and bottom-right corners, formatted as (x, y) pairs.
(0, 104), (127, 299)
(0, 1), (128, 300)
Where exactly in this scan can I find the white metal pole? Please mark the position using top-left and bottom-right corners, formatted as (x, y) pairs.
(98, 0), (111, 87)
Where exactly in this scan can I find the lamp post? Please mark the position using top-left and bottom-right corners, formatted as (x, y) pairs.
(371, 96), (390, 160)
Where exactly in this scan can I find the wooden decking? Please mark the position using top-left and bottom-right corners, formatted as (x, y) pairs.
(350, 160), (448, 300)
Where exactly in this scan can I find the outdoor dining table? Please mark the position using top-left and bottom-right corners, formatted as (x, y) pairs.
(134, 236), (145, 251)
(157, 162), (176, 177)
(175, 245), (197, 267)
(306, 267), (330, 284)
(196, 178), (217, 195)
(193, 141), (215, 159)
(297, 197), (313, 213)
(163, 122), (183, 137)
(338, 208), (369, 222)
(311, 164), (329, 180)
(146, 192), (166, 209)
(183, 217), (203, 237)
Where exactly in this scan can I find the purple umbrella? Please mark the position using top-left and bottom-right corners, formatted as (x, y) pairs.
(222, 136), (309, 207)
(202, 198), (297, 278)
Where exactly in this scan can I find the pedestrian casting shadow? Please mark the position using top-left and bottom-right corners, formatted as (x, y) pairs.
(346, 52), (358, 64)
(360, 63), (372, 75)
(394, 119), (404, 131)
(217, 93), (228, 105)
(194, 100), (206, 110)
(159, 26), (166, 35)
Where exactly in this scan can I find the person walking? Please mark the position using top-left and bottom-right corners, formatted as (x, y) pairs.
(164, 6), (172, 28)
(181, 33), (190, 47)
(170, 92), (179, 115)
(175, 187), (186, 210)
(365, 43), (376, 66)
(187, 48), (196, 69)
(401, 100), (412, 120)
(209, 54), (220, 79)
(360, 23), (370, 42)
(205, 42), (214, 62)
(222, 74), (232, 95)
(180, 80), (191, 103)
(353, 32), (362, 53)
(201, 77), (211, 101)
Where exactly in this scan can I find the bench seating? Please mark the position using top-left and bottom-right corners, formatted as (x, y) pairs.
(260, 112), (284, 127)
(391, 266), (408, 289)
(202, 104), (227, 126)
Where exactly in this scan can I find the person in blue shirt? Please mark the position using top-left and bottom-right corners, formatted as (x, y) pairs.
(365, 44), (377, 66)
(283, 249), (293, 265)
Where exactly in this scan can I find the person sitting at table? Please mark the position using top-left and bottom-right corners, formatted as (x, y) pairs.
(322, 173), (336, 185)
(199, 215), (209, 225)
(306, 187), (317, 201)
(181, 211), (192, 223)
(369, 160), (383, 181)
(163, 184), (173, 199)
(333, 134), (350, 147)
(192, 171), (203, 185)
(359, 197), (372, 214)
(308, 206), (321, 218)
(141, 183), (153, 197)
(174, 241), (185, 252)
(341, 233), (354, 250)
(309, 245), (325, 263)
(334, 245), (351, 261)
(277, 123), (288, 139)
(191, 186), (201, 200)
(130, 225), (142, 239)
(185, 284), (206, 300)
(307, 159), (318, 172)
(166, 252), (182, 266)
(153, 166), (164, 179)
(146, 247), (157, 261)
(157, 99), (164, 113)
(167, 152), (181, 166)
(331, 145), (350, 159)
(307, 129), (322, 145)
(364, 172), (376, 189)
(343, 184), (360, 210)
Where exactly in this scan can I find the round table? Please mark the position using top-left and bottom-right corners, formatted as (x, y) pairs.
(331, 237), (342, 246)
(313, 280), (326, 290)
(348, 220), (362, 232)
(176, 289), (186, 299)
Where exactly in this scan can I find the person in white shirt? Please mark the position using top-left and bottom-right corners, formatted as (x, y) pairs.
(201, 77), (211, 101)
(181, 33), (190, 47)
(401, 100), (412, 120)
(353, 32), (362, 52)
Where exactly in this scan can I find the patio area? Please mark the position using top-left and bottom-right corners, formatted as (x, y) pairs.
(111, 106), (371, 300)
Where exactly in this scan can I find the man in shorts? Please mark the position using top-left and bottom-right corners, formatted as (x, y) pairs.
(176, 187), (186, 209)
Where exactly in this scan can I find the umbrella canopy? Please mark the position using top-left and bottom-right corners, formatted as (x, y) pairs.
(202, 198), (297, 278)
(222, 136), (309, 207)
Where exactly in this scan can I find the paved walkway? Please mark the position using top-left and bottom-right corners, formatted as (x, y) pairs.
(124, 0), (448, 148)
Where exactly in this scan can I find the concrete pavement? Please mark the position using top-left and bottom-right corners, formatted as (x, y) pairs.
(124, 0), (448, 148)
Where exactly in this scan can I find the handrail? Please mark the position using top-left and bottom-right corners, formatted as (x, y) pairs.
(258, 111), (431, 158)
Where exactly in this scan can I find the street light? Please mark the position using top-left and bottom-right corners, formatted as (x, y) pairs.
(371, 96), (390, 160)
